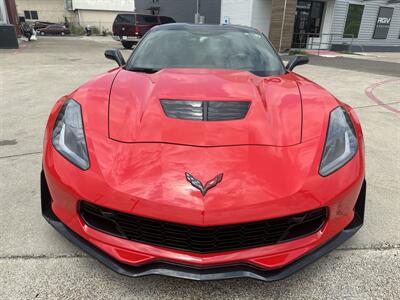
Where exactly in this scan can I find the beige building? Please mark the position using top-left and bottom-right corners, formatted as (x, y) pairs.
(70, 0), (135, 32)
(16, 0), (75, 24)
(15, 0), (135, 31)
(75, 9), (128, 32)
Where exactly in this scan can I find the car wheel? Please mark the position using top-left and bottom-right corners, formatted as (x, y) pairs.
(40, 31), (45, 36)
(122, 41), (133, 49)
(61, 32), (65, 36)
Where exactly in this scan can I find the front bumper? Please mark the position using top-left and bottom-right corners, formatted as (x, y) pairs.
(41, 171), (365, 281)
(112, 35), (140, 42)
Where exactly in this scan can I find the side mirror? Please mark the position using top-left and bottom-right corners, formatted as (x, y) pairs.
(286, 55), (309, 71)
(104, 49), (126, 66)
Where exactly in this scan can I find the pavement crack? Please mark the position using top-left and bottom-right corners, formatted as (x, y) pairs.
(0, 151), (42, 159)
(338, 245), (400, 251)
(0, 253), (87, 260)
(353, 101), (400, 110)
(1, 246), (399, 261)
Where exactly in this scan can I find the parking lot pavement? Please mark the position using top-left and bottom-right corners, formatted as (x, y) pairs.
(1, 37), (399, 299)
(306, 56), (400, 77)
(350, 52), (400, 64)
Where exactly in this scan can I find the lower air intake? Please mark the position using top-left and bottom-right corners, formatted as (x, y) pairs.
(79, 201), (327, 253)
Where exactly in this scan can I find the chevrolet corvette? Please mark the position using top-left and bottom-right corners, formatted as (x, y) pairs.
(41, 23), (365, 281)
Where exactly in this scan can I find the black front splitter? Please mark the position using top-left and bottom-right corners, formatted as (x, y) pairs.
(41, 171), (366, 281)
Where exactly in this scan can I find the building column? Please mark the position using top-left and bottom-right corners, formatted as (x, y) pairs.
(4, 0), (17, 24)
(269, 0), (297, 52)
(0, 0), (8, 23)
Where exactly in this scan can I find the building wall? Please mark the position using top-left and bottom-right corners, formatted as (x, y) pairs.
(251, 0), (271, 35)
(76, 9), (128, 31)
(330, 0), (400, 48)
(135, 0), (221, 24)
(321, 0), (335, 40)
(72, 0), (134, 11)
(220, 0), (253, 26)
(269, 0), (296, 51)
(15, 0), (74, 23)
(0, 0), (8, 23)
(220, 0), (292, 49)
(15, 0), (136, 31)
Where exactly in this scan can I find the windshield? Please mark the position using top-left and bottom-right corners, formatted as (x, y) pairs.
(126, 26), (285, 77)
(114, 14), (135, 24)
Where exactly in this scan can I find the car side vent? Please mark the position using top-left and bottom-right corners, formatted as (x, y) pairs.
(160, 100), (250, 121)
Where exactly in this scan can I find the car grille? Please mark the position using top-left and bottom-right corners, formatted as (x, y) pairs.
(79, 201), (327, 253)
(160, 100), (251, 121)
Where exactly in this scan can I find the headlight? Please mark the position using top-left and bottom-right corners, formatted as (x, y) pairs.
(52, 99), (89, 170)
(319, 107), (358, 176)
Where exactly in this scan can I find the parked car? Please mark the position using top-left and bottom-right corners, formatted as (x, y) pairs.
(112, 13), (175, 49)
(37, 24), (70, 36)
(33, 21), (56, 30)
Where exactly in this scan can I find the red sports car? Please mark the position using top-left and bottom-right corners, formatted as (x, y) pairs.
(42, 24), (365, 281)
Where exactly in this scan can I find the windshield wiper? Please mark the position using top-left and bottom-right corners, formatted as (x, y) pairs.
(127, 67), (160, 74)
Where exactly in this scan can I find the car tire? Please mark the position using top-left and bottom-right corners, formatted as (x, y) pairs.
(40, 31), (45, 36)
(122, 41), (134, 49)
(61, 32), (65, 36)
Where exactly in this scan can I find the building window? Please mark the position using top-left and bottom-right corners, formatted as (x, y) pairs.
(31, 11), (38, 19)
(343, 4), (364, 38)
(24, 10), (39, 20)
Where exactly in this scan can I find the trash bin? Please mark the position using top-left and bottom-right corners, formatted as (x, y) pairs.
(0, 24), (19, 49)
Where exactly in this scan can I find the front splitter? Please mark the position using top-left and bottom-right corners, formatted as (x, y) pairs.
(41, 171), (365, 281)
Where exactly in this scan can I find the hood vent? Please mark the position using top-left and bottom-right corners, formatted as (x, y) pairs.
(160, 100), (251, 121)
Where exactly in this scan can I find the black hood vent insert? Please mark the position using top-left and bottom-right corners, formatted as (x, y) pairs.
(160, 100), (251, 121)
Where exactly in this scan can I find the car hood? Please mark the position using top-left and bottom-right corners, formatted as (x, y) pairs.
(62, 68), (352, 226)
(109, 69), (302, 146)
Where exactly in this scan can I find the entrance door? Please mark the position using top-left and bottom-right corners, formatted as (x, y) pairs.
(292, 1), (325, 48)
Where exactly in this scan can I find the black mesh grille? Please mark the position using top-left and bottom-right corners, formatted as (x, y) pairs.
(79, 201), (327, 253)
(160, 100), (250, 121)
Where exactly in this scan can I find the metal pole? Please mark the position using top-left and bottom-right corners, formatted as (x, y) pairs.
(350, 34), (354, 53)
(279, 0), (288, 52)
(195, 0), (200, 24)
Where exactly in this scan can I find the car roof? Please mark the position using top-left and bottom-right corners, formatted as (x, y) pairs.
(116, 13), (162, 16)
(152, 23), (259, 33)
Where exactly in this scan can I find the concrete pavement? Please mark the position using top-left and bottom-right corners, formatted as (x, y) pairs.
(1, 249), (399, 299)
(1, 36), (399, 299)
(306, 56), (400, 77)
(350, 52), (400, 64)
